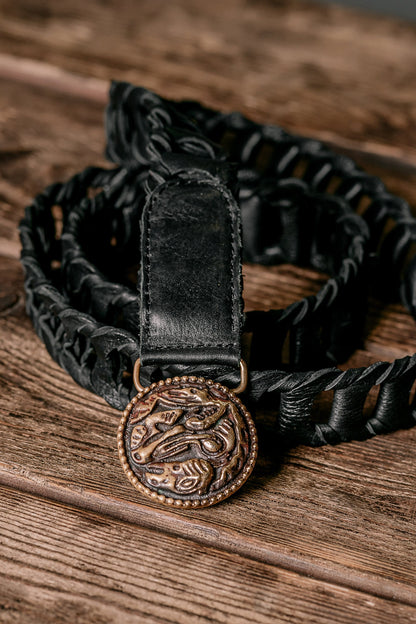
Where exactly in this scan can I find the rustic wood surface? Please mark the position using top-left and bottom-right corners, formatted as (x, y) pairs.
(0, 1), (415, 622)
(2, 483), (416, 624)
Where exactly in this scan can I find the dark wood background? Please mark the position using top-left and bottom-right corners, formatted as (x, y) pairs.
(0, 1), (415, 622)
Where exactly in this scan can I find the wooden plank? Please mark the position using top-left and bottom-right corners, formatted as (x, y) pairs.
(1, 253), (415, 606)
(0, 2), (415, 620)
(0, 0), (416, 167)
(1, 484), (415, 624)
(2, 52), (416, 184)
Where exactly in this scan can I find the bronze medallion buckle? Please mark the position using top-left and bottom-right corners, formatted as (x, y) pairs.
(118, 359), (258, 508)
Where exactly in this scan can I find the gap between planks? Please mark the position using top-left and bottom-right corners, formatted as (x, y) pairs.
(1, 52), (416, 176)
(0, 467), (415, 609)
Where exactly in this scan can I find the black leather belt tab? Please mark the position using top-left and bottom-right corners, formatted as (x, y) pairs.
(140, 163), (243, 369)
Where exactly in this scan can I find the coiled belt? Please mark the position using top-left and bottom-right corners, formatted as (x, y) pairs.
(19, 82), (416, 507)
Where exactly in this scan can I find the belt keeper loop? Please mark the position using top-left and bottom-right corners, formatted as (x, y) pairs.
(327, 384), (371, 442)
(368, 374), (416, 434)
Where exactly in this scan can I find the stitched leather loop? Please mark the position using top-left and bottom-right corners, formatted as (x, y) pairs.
(140, 167), (243, 368)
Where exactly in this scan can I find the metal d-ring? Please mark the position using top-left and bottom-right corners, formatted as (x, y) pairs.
(132, 358), (248, 395)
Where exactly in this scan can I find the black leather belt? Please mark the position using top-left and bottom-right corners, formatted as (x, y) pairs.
(20, 82), (416, 508)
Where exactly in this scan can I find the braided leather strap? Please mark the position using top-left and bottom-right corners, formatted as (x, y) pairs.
(19, 82), (416, 446)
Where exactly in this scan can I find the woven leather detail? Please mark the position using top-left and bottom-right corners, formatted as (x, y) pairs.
(19, 82), (416, 444)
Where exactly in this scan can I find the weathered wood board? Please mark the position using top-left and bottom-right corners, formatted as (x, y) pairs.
(0, 1), (416, 621)
(2, 485), (415, 624)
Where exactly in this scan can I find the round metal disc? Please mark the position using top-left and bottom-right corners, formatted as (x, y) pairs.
(118, 375), (258, 508)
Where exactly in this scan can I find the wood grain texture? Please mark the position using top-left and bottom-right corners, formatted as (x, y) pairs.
(0, 0), (416, 168)
(1, 1), (416, 620)
(0, 78), (107, 262)
(2, 485), (415, 624)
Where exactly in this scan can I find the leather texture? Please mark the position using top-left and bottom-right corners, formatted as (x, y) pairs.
(140, 165), (243, 368)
